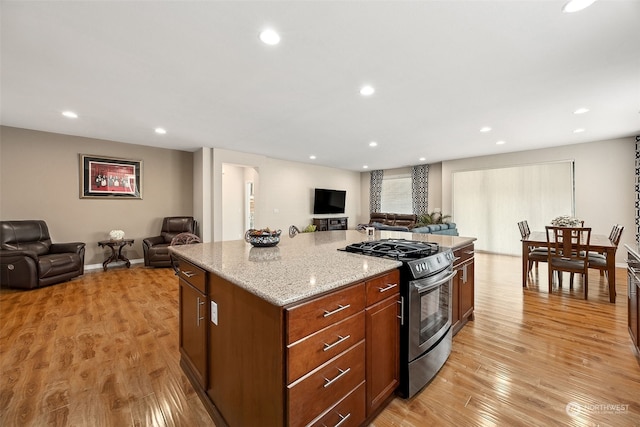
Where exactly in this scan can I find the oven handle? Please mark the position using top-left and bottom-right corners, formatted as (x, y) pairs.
(413, 271), (457, 294)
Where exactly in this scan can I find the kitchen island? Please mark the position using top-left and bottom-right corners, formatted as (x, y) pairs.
(170, 230), (476, 427)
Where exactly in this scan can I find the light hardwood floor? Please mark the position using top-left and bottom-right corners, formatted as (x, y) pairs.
(1, 253), (639, 426)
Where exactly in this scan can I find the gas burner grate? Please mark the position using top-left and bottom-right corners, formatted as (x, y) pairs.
(343, 239), (439, 260)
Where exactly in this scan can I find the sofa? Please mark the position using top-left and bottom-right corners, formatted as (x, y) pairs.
(411, 223), (459, 236)
(0, 220), (86, 289)
(369, 212), (418, 229)
(367, 212), (459, 236)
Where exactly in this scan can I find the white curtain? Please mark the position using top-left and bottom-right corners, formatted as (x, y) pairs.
(380, 175), (412, 214)
(452, 161), (575, 255)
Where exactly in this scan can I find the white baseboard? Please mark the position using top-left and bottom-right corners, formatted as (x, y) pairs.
(85, 258), (145, 271)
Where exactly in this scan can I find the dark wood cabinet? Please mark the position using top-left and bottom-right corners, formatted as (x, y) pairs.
(176, 254), (400, 427)
(459, 260), (475, 321)
(628, 249), (639, 353)
(178, 260), (208, 388)
(307, 383), (366, 427)
(286, 282), (366, 427)
(313, 217), (348, 231)
(453, 243), (475, 335)
(207, 274), (284, 427)
(365, 295), (399, 415)
(364, 270), (400, 417)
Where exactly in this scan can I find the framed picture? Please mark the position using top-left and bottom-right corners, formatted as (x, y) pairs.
(80, 154), (142, 199)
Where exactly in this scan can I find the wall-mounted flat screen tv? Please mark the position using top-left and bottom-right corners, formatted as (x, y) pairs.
(313, 188), (346, 214)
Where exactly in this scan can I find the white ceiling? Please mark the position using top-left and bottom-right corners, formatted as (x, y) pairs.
(2, 1), (639, 171)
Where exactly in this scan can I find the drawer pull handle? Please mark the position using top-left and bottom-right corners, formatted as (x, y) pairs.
(182, 270), (196, 278)
(323, 367), (350, 388)
(378, 283), (398, 293)
(323, 335), (351, 352)
(196, 297), (205, 326)
(464, 250), (475, 255)
(323, 304), (350, 318)
(332, 412), (351, 427)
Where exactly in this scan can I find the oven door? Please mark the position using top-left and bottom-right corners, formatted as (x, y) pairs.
(408, 267), (455, 361)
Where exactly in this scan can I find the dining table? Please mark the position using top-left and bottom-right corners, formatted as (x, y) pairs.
(521, 231), (617, 303)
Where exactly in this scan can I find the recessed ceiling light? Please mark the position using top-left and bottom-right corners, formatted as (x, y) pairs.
(496, 140), (506, 145)
(360, 85), (375, 96)
(480, 126), (492, 133)
(62, 111), (78, 119)
(419, 157), (426, 162)
(573, 128), (585, 133)
(573, 107), (589, 114)
(562, 0), (597, 13)
(363, 165), (369, 169)
(309, 155), (316, 160)
(369, 141), (378, 147)
(155, 127), (167, 134)
(259, 29), (280, 45)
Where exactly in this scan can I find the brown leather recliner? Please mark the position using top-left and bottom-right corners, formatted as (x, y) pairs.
(143, 216), (197, 267)
(0, 220), (86, 290)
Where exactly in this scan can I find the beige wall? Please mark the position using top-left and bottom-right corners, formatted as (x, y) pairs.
(0, 126), (194, 266)
(2, 126), (634, 266)
(441, 137), (635, 264)
(221, 164), (247, 241)
(207, 148), (362, 241)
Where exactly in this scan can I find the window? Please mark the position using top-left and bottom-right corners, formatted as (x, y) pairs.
(381, 175), (412, 214)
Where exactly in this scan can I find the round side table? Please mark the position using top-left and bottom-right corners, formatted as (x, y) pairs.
(98, 239), (135, 271)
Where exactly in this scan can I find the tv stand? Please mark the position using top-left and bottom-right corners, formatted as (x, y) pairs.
(313, 217), (348, 231)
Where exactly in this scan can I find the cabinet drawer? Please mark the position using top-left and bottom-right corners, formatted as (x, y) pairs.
(308, 382), (366, 427)
(454, 244), (474, 266)
(365, 270), (400, 306)
(177, 259), (207, 293)
(287, 312), (365, 384)
(288, 341), (365, 427)
(286, 283), (365, 344)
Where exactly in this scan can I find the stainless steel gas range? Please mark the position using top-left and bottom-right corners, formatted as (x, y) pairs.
(342, 238), (456, 398)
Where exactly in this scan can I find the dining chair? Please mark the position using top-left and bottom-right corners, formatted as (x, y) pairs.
(518, 220), (548, 274)
(288, 225), (300, 237)
(588, 225), (623, 284)
(546, 226), (592, 299)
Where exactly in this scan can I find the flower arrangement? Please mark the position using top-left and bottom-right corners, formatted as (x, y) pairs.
(109, 229), (125, 240)
(550, 215), (582, 227)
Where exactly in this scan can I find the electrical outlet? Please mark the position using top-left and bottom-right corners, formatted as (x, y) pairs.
(211, 300), (218, 325)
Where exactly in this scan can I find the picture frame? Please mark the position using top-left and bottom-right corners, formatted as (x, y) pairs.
(80, 154), (142, 199)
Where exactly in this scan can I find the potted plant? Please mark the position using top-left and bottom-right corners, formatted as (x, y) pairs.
(416, 211), (451, 227)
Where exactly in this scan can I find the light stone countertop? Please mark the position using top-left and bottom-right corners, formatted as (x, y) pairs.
(170, 229), (476, 307)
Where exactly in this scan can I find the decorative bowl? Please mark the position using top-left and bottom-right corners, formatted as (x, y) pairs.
(245, 229), (282, 247)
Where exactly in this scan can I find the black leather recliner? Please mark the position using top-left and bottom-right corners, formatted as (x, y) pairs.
(0, 220), (86, 290)
(143, 216), (197, 267)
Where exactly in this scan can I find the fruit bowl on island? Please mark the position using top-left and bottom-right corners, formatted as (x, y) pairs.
(244, 228), (282, 247)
